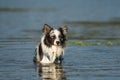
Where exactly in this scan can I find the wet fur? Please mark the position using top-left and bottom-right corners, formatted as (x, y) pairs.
(34, 24), (68, 64)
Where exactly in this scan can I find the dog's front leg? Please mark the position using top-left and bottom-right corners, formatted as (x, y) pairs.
(51, 52), (56, 63)
(59, 55), (64, 64)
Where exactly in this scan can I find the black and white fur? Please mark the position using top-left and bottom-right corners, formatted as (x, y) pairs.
(34, 24), (68, 64)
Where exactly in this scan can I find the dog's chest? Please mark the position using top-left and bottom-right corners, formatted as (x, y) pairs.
(51, 46), (63, 56)
(42, 45), (63, 57)
(41, 45), (64, 63)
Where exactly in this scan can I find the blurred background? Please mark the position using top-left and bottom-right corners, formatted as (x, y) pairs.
(0, 0), (120, 80)
(0, 0), (120, 42)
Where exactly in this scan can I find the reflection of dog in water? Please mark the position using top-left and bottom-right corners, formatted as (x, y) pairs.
(36, 63), (66, 80)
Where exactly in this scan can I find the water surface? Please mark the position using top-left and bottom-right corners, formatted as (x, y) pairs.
(0, 0), (120, 80)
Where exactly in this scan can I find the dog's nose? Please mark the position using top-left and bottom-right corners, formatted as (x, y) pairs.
(56, 41), (60, 45)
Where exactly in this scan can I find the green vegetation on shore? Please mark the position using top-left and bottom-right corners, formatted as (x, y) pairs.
(68, 40), (120, 46)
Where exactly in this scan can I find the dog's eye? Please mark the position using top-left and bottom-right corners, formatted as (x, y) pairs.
(60, 38), (64, 41)
(51, 36), (55, 39)
(59, 35), (64, 40)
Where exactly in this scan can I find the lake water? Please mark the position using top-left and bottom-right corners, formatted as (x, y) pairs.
(0, 0), (120, 80)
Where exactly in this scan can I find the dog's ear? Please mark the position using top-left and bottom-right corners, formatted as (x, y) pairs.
(43, 24), (53, 34)
(59, 26), (68, 35)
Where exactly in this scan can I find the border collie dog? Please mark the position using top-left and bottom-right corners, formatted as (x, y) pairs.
(34, 24), (68, 64)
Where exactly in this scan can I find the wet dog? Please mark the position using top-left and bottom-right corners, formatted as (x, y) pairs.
(33, 24), (68, 64)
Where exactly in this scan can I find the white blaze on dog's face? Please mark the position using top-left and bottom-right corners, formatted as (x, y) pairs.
(50, 29), (62, 46)
(43, 24), (68, 47)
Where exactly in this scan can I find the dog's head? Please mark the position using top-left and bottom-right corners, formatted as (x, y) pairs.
(42, 24), (68, 47)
